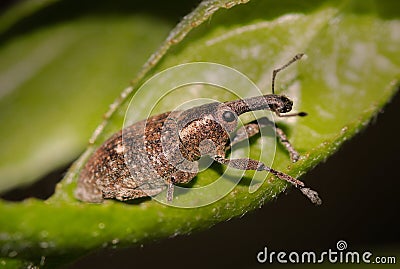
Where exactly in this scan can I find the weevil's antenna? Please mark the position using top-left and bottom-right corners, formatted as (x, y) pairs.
(276, 111), (308, 118)
(271, 53), (304, 94)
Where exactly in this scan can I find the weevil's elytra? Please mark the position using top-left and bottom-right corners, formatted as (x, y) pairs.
(75, 54), (322, 205)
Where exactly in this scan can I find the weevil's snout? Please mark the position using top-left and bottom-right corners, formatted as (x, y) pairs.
(274, 95), (293, 114)
(225, 95), (294, 116)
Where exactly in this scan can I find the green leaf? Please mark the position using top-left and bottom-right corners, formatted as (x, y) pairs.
(1, 0), (399, 267)
(0, 1), (173, 192)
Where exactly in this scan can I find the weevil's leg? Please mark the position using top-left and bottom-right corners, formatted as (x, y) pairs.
(213, 155), (322, 205)
(272, 53), (304, 94)
(231, 117), (300, 162)
(258, 117), (300, 162)
(166, 180), (174, 202)
(214, 156), (303, 186)
(231, 123), (261, 147)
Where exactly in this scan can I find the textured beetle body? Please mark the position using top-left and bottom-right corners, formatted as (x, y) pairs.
(75, 101), (240, 203)
(75, 96), (289, 203)
(75, 54), (322, 204)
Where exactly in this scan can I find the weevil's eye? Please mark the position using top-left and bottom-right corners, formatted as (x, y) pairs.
(222, 111), (236, 122)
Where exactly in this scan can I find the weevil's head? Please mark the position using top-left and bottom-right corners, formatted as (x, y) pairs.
(178, 102), (239, 134)
(210, 103), (239, 133)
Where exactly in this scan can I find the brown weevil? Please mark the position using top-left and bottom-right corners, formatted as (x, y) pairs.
(75, 54), (322, 205)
